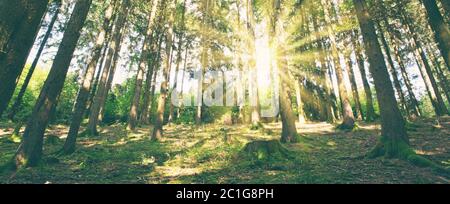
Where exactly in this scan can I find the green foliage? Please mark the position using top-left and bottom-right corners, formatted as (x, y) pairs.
(53, 74), (79, 124)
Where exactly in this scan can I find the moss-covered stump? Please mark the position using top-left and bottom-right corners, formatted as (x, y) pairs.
(240, 140), (294, 161)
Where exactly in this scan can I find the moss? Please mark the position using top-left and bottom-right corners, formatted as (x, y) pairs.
(367, 136), (449, 175)
(240, 140), (295, 161)
(249, 122), (263, 130)
(336, 123), (358, 132)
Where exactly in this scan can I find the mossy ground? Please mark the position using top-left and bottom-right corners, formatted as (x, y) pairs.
(0, 117), (449, 184)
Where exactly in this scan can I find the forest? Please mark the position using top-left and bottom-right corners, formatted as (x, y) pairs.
(0, 0), (449, 184)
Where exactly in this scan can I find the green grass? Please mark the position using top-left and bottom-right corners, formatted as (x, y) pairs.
(0, 117), (449, 184)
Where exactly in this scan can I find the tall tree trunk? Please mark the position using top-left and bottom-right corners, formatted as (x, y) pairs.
(14, 0), (92, 167)
(0, 0), (49, 117)
(422, 0), (450, 70)
(376, 23), (409, 116)
(313, 13), (336, 123)
(139, 36), (158, 124)
(177, 46), (189, 118)
(86, 32), (111, 117)
(152, 0), (175, 141)
(427, 44), (450, 105)
(354, 0), (409, 158)
(128, 0), (160, 130)
(142, 33), (163, 124)
(295, 78), (306, 124)
(354, 35), (376, 121)
(246, 0), (261, 126)
(196, 0), (211, 125)
(8, 2), (61, 120)
(344, 49), (364, 121)
(383, 19), (422, 117)
(168, 0), (187, 123)
(278, 47), (299, 143)
(321, 0), (355, 129)
(401, 11), (449, 116)
(87, 0), (131, 135)
(63, 0), (117, 154)
(441, 0), (450, 17)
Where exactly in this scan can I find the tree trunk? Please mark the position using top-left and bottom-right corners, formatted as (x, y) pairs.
(168, 0), (187, 123)
(8, 2), (61, 120)
(441, 0), (450, 17)
(14, 0), (92, 167)
(142, 33), (163, 124)
(278, 51), (299, 143)
(321, 0), (355, 129)
(86, 33), (111, 117)
(0, 0), (49, 117)
(152, 0), (174, 141)
(177, 46), (189, 118)
(427, 44), (450, 105)
(128, 0), (160, 130)
(63, 0), (116, 154)
(345, 50), (364, 121)
(354, 35), (376, 121)
(401, 11), (449, 116)
(295, 78), (306, 124)
(354, 0), (409, 158)
(246, 0), (261, 126)
(87, 0), (131, 135)
(376, 23), (409, 116)
(384, 19), (422, 118)
(422, 0), (450, 70)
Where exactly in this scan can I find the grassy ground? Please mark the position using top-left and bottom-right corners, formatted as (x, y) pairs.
(0, 117), (449, 184)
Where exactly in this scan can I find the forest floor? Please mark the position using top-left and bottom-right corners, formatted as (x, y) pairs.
(0, 117), (449, 184)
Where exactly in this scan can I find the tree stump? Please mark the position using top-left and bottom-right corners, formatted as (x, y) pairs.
(240, 140), (293, 160)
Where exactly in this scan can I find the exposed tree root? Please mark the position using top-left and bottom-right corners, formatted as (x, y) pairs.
(367, 138), (449, 175)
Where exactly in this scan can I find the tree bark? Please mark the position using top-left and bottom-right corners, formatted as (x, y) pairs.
(295, 78), (306, 124)
(63, 0), (117, 154)
(246, 0), (261, 126)
(128, 0), (160, 130)
(354, 0), (409, 158)
(354, 35), (376, 121)
(345, 50), (364, 121)
(14, 0), (92, 167)
(0, 0), (50, 117)
(87, 0), (131, 135)
(152, 0), (174, 141)
(401, 11), (449, 116)
(422, 0), (450, 70)
(321, 0), (355, 129)
(383, 19), (422, 118)
(8, 2), (61, 120)
(167, 0), (187, 123)
(376, 23), (409, 116)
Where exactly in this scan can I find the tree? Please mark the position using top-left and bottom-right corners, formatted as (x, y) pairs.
(422, 0), (450, 70)
(14, 0), (92, 167)
(8, 1), (63, 121)
(354, 34), (376, 121)
(246, 0), (261, 126)
(62, 0), (117, 154)
(152, 0), (174, 141)
(400, 10), (449, 116)
(321, 0), (356, 129)
(128, 0), (160, 131)
(0, 0), (50, 117)
(87, 0), (131, 135)
(353, 0), (410, 158)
